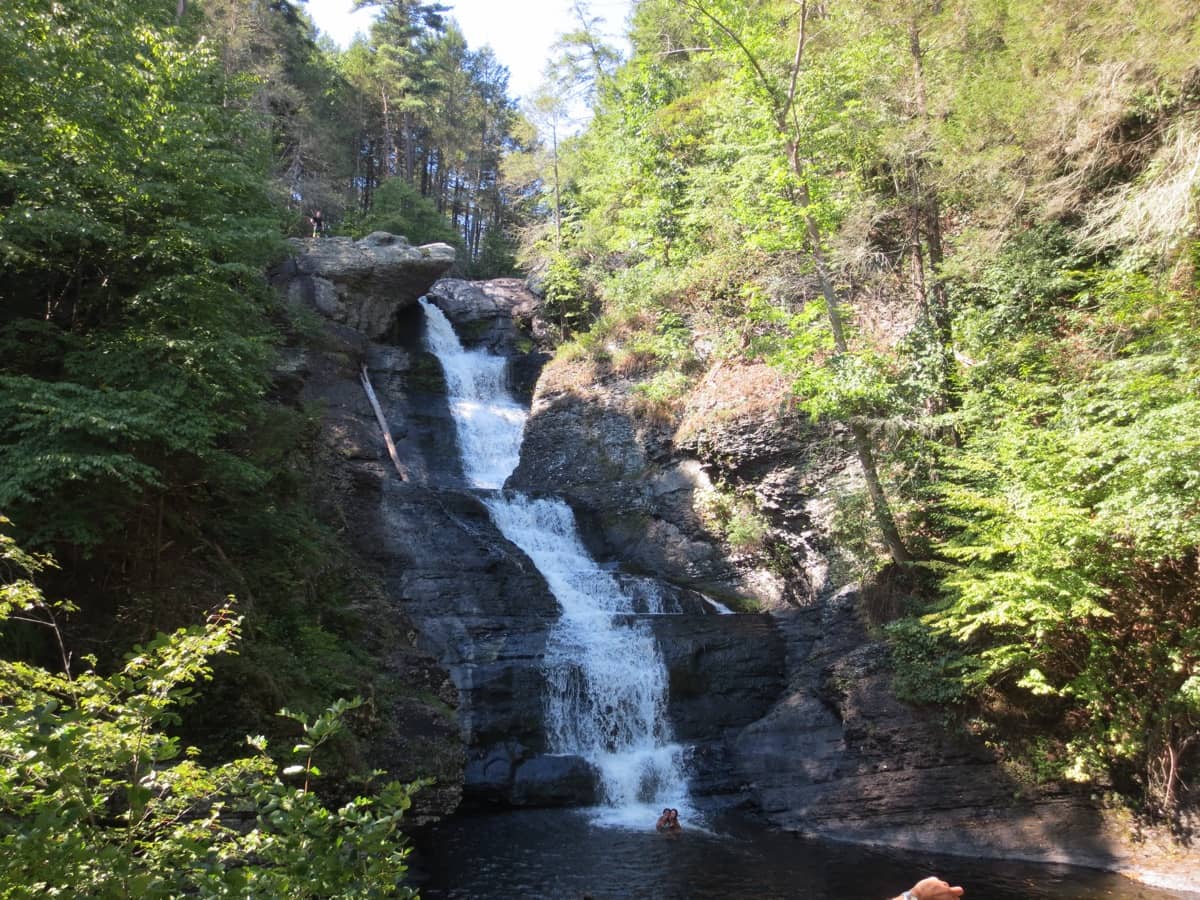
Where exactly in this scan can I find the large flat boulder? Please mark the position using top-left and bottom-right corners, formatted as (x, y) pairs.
(280, 233), (455, 339)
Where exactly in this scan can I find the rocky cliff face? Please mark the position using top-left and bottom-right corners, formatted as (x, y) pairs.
(270, 236), (464, 822)
(280, 232), (456, 339)
(270, 266), (584, 811)
(510, 348), (1137, 869)
(270, 265), (792, 814)
(508, 357), (830, 609)
(273, 255), (1195, 885)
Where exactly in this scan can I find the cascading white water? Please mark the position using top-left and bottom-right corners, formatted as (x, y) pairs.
(419, 297), (691, 826)
(419, 298), (528, 489)
(483, 494), (690, 820)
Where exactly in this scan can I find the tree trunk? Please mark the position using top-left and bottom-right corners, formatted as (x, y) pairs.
(796, 169), (913, 566)
(451, 174), (462, 232)
(908, 16), (957, 423)
(362, 140), (376, 213)
(380, 90), (394, 178)
(551, 118), (562, 249)
(360, 366), (408, 481)
(687, 0), (914, 564)
(403, 109), (417, 184)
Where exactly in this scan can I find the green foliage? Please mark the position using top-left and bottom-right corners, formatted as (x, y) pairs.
(0, 529), (420, 898)
(0, 0), (283, 552)
(350, 177), (459, 246)
(748, 291), (898, 421)
(546, 0), (1200, 821)
(695, 482), (771, 552)
(630, 370), (693, 423)
(887, 617), (973, 709)
(899, 254), (1200, 814)
(328, 13), (517, 264)
(540, 252), (592, 338)
(952, 224), (1089, 346)
(468, 224), (520, 279)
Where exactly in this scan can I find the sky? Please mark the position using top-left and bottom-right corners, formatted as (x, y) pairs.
(304, 0), (633, 104)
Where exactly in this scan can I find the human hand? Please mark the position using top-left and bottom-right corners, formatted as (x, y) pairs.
(908, 876), (964, 899)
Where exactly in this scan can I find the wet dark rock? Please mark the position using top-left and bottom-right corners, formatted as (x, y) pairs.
(652, 614), (786, 741)
(464, 742), (530, 798)
(509, 393), (751, 599)
(276, 328), (463, 823)
(367, 302), (463, 487)
(464, 744), (598, 807)
(729, 587), (1112, 862)
(502, 353), (1131, 864)
(370, 480), (559, 750)
(511, 754), (600, 807)
(425, 278), (552, 402)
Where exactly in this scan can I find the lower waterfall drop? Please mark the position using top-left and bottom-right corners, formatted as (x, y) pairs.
(419, 297), (691, 826)
(483, 494), (690, 821)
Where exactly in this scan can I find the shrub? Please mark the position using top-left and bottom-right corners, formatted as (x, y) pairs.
(0, 521), (421, 898)
(541, 252), (593, 339)
(352, 178), (459, 247)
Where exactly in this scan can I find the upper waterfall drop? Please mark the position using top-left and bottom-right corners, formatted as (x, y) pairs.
(419, 296), (527, 488)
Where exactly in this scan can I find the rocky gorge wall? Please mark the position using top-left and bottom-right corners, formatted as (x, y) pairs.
(508, 333), (1197, 886)
(269, 233), (464, 823)
(271, 243), (787, 812)
(269, 242), (1194, 888)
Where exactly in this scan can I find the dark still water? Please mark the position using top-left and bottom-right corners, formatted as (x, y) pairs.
(413, 808), (1190, 900)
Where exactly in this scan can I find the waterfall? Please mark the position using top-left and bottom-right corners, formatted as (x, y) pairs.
(419, 297), (690, 825)
(483, 495), (689, 817)
(419, 298), (527, 489)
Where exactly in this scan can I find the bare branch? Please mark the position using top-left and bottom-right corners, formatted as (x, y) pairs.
(678, 0), (781, 117)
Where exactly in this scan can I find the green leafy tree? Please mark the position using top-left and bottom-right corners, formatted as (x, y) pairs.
(896, 252), (1200, 817)
(548, 0), (622, 106)
(678, 0), (913, 564)
(353, 176), (459, 244)
(0, 520), (421, 898)
(0, 0), (283, 553)
(354, 0), (447, 185)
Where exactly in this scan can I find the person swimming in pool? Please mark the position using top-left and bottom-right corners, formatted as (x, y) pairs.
(655, 808), (671, 832)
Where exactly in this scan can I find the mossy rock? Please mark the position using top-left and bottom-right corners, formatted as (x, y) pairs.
(405, 353), (449, 394)
(456, 318), (495, 343)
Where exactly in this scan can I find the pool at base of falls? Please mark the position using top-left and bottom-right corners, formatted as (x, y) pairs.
(412, 808), (1185, 900)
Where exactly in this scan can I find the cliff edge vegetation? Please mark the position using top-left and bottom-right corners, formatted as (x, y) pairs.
(520, 0), (1200, 830)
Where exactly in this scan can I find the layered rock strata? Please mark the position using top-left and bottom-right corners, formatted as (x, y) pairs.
(269, 235), (463, 821)
(509, 350), (1145, 870)
(273, 251), (1198, 885)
